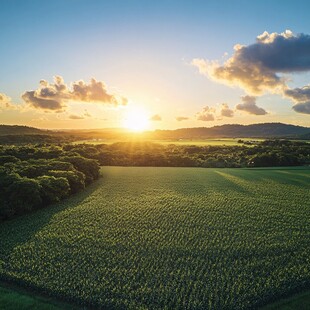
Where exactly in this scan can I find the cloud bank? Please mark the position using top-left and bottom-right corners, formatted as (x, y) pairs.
(22, 76), (128, 112)
(192, 30), (310, 114)
(192, 30), (310, 95)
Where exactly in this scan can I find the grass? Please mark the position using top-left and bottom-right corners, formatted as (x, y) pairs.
(72, 138), (261, 146)
(0, 166), (309, 309)
(151, 138), (252, 146)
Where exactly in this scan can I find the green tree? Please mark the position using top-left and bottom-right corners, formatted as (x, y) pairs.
(38, 176), (70, 204)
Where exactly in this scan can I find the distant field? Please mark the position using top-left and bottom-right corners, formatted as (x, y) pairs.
(152, 138), (258, 146)
(0, 167), (309, 309)
(72, 137), (309, 146)
(72, 138), (262, 146)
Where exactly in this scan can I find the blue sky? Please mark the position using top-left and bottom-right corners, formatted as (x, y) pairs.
(0, 0), (310, 129)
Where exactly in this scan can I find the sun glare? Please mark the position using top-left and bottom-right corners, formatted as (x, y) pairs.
(123, 108), (150, 132)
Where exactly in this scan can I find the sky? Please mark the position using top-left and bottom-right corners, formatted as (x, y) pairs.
(0, 0), (310, 130)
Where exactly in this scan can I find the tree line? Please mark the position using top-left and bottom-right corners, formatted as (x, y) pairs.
(64, 139), (310, 168)
(1, 139), (309, 220)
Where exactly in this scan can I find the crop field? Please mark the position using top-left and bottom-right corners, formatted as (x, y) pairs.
(72, 138), (259, 146)
(150, 138), (254, 146)
(0, 167), (309, 309)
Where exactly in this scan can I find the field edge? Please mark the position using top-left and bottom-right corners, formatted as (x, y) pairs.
(0, 280), (79, 310)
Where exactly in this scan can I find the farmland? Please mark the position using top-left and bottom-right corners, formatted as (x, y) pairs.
(0, 166), (309, 309)
(72, 138), (258, 146)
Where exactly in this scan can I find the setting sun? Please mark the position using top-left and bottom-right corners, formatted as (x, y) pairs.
(1, 1), (310, 310)
(123, 108), (150, 131)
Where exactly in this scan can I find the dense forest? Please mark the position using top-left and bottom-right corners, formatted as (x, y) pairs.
(64, 139), (310, 168)
(0, 139), (309, 221)
(0, 145), (100, 220)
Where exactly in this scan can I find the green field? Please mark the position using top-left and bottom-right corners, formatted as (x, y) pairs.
(151, 138), (256, 146)
(72, 138), (260, 146)
(0, 167), (309, 309)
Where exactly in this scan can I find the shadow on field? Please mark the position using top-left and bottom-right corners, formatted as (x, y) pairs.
(223, 167), (310, 188)
(274, 170), (310, 186)
(0, 176), (104, 260)
(213, 170), (250, 194)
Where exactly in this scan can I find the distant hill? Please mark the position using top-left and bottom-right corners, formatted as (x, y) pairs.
(0, 125), (79, 144)
(0, 123), (309, 141)
(0, 125), (49, 136)
(150, 123), (310, 139)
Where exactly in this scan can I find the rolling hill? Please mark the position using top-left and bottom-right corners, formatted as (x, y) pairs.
(0, 123), (309, 140)
(150, 123), (310, 139)
(0, 125), (48, 136)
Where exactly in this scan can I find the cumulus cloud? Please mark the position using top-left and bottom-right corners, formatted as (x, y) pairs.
(150, 114), (162, 121)
(0, 93), (15, 110)
(22, 90), (66, 111)
(254, 30), (310, 72)
(285, 85), (310, 102)
(291, 102), (310, 114)
(220, 103), (234, 117)
(22, 76), (128, 111)
(192, 30), (310, 95)
(176, 116), (189, 121)
(284, 85), (310, 114)
(0, 93), (11, 104)
(71, 78), (127, 104)
(236, 96), (267, 115)
(196, 106), (215, 121)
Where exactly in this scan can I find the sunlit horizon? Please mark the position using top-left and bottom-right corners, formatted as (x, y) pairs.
(123, 107), (150, 132)
(0, 1), (309, 130)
